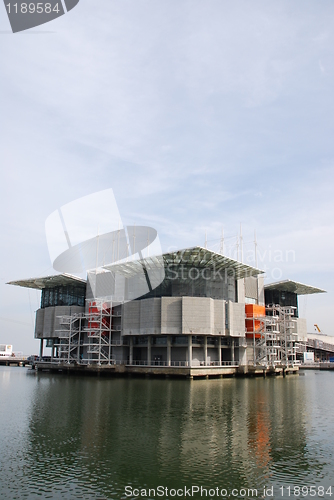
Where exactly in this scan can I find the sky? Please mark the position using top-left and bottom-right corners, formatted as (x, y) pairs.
(1, 0), (334, 354)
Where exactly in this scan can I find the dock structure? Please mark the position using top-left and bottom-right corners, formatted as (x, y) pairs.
(8, 247), (325, 379)
(33, 360), (298, 379)
(0, 358), (30, 367)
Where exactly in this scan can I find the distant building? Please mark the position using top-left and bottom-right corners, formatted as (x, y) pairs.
(0, 344), (13, 358)
(8, 246), (325, 376)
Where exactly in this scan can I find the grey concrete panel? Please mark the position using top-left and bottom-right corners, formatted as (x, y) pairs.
(294, 317), (307, 340)
(258, 276), (265, 305)
(213, 299), (225, 335)
(237, 278), (246, 303)
(122, 301), (141, 335)
(34, 309), (45, 339)
(161, 297), (182, 334)
(140, 298), (161, 335)
(182, 297), (214, 334)
(228, 302), (245, 337)
(43, 307), (55, 337)
(245, 277), (258, 300)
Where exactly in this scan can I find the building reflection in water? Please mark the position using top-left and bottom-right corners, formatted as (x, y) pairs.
(22, 374), (323, 498)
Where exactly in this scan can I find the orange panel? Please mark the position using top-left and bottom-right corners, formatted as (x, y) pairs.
(245, 304), (265, 318)
(245, 304), (265, 336)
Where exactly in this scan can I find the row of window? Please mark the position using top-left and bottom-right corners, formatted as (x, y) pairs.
(41, 285), (86, 309)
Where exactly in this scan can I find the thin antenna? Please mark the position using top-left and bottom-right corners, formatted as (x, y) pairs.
(254, 229), (258, 268)
(220, 227), (224, 255)
(236, 235), (239, 261)
(240, 223), (243, 263)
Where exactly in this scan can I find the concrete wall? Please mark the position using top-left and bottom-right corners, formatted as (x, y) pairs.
(35, 306), (85, 339)
(122, 296), (240, 337)
(245, 276), (258, 301)
(294, 318), (307, 341)
(182, 297), (214, 335)
(258, 276), (265, 305)
(161, 297), (182, 335)
(228, 302), (245, 337)
(237, 278), (245, 303)
(35, 309), (45, 338)
(213, 299), (225, 335)
(140, 298), (161, 335)
(122, 301), (141, 335)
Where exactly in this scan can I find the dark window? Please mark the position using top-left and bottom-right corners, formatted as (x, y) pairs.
(41, 285), (86, 309)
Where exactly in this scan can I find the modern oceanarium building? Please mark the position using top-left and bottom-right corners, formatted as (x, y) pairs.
(9, 246), (325, 377)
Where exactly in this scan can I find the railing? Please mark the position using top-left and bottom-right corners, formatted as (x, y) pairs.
(40, 358), (239, 368)
(127, 360), (239, 367)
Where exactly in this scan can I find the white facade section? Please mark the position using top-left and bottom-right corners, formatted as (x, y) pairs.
(161, 297), (182, 335)
(228, 302), (245, 337)
(0, 344), (13, 357)
(182, 297), (214, 335)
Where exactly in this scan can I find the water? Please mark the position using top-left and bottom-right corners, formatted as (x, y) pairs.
(0, 367), (333, 500)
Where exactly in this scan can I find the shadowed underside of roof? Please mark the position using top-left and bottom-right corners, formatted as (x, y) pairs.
(264, 279), (326, 295)
(7, 274), (86, 290)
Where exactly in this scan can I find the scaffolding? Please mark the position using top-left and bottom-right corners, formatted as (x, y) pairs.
(82, 298), (122, 365)
(54, 298), (123, 365)
(54, 313), (83, 364)
(246, 304), (297, 367)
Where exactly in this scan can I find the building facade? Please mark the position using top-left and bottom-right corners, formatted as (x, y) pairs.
(9, 246), (325, 375)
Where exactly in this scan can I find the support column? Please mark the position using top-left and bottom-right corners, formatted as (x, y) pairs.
(188, 335), (192, 367)
(51, 340), (54, 362)
(129, 337), (133, 365)
(147, 336), (151, 366)
(218, 337), (222, 366)
(204, 336), (207, 366)
(167, 336), (171, 367)
(39, 339), (43, 359)
(231, 339), (235, 363)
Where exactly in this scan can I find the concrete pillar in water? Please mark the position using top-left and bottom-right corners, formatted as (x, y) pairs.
(204, 336), (207, 366)
(129, 337), (133, 365)
(147, 336), (151, 366)
(39, 339), (43, 359)
(188, 335), (192, 367)
(167, 336), (171, 367)
(218, 337), (222, 366)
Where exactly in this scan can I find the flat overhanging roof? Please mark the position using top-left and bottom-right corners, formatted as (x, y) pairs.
(264, 279), (326, 295)
(7, 273), (86, 290)
(103, 246), (264, 280)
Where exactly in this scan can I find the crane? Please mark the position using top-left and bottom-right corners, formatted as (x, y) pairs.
(314, 324), (325, 335)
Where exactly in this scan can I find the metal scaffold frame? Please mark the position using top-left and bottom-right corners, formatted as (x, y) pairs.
(247, 304), (297, 368)
(54, 299), (123, 366)
(55, 314), (83, 364)
(82, 298), (122, 365)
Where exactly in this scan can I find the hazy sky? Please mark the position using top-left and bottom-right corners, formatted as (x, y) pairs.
(1, 0), (334, 353)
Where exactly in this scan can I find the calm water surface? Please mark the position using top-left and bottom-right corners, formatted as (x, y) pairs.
(0, 367), (333, 499)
